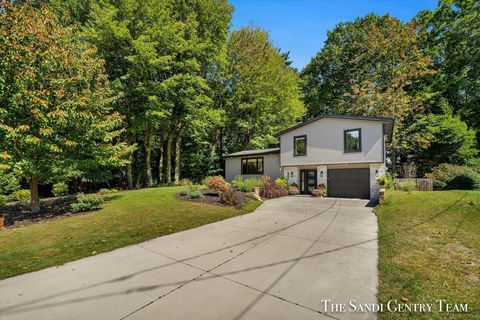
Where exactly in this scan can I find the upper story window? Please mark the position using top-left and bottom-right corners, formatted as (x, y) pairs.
(344, 128), (362, 152)
(241, 157), (263, 174)
(294, 135), (307, 156)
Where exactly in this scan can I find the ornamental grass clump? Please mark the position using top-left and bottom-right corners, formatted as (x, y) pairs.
(232, 176), (263, 192)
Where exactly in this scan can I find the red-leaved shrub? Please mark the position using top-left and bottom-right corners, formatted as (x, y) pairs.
(259, 176), (288, 199)
(204, 176), (227, 192)
(311, 184), (326, 197)
(288, 186), (300, 195)
(219, 186), (239, 205)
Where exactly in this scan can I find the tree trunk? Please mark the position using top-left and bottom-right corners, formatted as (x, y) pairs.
(126, 132), (136, 190)
(174, 129), (182, 184)
(165, 131), (174, 184)
(144, 126), (153, 188)
(391, 148), (398, 176)
(29, 176), (40, 213)
(158, 138), (164, 184)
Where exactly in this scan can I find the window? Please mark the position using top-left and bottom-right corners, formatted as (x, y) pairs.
(294, 135), (307, 156)
(241, 157), (263, 174)
(344, 128), (362, 152)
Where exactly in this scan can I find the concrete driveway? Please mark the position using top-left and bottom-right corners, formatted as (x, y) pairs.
(0, 197), (378, 320)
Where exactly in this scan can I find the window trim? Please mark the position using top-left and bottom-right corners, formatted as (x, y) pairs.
(293, 135), (307, 156)
(344, 128), (362, 153)
(241, 157), (264, 175)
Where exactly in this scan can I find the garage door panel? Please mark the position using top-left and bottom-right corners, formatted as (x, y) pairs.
(328, 168), (370, 199)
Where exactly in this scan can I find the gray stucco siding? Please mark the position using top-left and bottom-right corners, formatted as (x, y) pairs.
(224, 153), (283, 183)
(280, 118), (384, 167)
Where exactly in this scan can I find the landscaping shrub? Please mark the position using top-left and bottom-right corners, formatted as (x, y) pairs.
(71, 193), (104, 212)
(289, 182), (299, 188)
(311, 184), (326, 197)
(426, 163), (480, 190)
(376, 173), (395, 190)
(11, 189), (30, 203)
(179, 179), (191, 186)
(219, 186), (239, 205)
(0, 171), (20, 195)
(109, 188), (119, 193)
(52, 182), (69, 197)
(204, 176), (228, 192)
(0, 195), (7, 208)
(179, 184), (203, 199)
(259, 177), (288, 199)
(232, 176), (263, 192)
(288, 186), (300, 195)
(396, 181), (416, 191)
(98, 188), (111, 195)
(274, 177), (288, 188)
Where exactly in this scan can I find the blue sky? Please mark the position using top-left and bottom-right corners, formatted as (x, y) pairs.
(230, 0), (438, 70)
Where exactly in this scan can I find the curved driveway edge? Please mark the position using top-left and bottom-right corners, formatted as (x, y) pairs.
(0, 196), (378, 320)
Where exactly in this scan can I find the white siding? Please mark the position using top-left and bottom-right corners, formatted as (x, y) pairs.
(280, 118), (384, 166)
(225, 153), (282, 183)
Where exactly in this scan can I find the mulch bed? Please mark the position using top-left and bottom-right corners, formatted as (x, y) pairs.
(0, 196), (89, 229)
(179, 188), (253, 209)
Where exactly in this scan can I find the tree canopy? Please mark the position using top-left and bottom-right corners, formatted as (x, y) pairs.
(0, 2), (130, 211)
(224, 27), (305, 152)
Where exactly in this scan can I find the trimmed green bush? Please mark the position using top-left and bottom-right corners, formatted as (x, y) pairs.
(52, 182), (68, 197)
(0, 171), (20, 196)
(11, 189), (30, 203)
(0, 195), (8, 208)
(71, 193), (104, 212)
(179, 184), (203, 199)
(426, 164), (480, 190)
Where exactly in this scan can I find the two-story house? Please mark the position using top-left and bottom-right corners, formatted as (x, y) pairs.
(224, 114), (394, 200)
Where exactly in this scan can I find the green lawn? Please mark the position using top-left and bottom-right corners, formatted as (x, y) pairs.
(376, 190), (480, 319)
(0, 187), (261, 280)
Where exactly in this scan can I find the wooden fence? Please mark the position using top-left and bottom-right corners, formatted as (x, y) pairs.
(394, 178), (433, 191)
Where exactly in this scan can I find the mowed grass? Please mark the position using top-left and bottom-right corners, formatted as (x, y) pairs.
(0, 187), (261, 280)
(376, 190), (480, 319)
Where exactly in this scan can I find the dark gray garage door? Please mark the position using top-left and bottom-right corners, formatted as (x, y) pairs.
(327, 168), (370, 199)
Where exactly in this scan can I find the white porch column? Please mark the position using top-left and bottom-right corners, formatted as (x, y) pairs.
(317, 165), (328, 188)
(284, 167), (299, 186)
(370, 163), (386, 200)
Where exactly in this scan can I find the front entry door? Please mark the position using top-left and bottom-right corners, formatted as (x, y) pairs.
(300, 169), (317, 194)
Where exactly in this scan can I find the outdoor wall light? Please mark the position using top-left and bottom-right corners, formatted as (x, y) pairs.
(375, 169), (379, 176)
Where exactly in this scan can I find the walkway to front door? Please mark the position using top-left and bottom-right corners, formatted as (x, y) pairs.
(300, 169), (317, 194)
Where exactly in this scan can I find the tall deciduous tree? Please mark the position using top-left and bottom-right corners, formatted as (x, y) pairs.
(0, 2), (130, 212)
(416, 0), (480, 142)
(224, 27), (305, 152)
(401, 113), (477, 176)
(301, 14), (433, 173)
